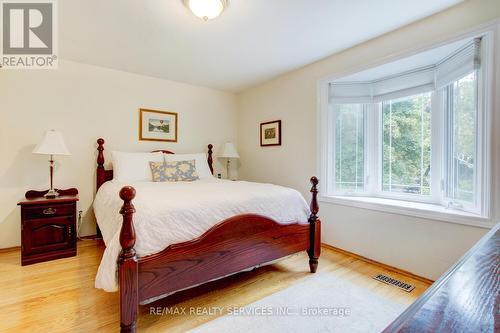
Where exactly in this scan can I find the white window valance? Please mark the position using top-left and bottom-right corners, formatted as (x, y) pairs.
(435, 38), (481, 89)
(330, 38), (481, 104)
(371, 67), (435, 102)
(330, 67), (434, 103)
(328, 82), (373, 104)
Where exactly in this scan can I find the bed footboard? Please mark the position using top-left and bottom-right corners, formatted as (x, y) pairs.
(117, 177), (321, 333)
(308, 176), (321, 273)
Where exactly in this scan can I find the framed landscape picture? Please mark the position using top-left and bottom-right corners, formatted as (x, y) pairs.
(139, 108), (178, 142)
(260, 120), (281, 146)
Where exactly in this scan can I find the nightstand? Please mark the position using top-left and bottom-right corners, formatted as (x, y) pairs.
(17, 190), (79, 265)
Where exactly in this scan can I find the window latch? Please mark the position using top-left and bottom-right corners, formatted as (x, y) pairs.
(446, 201), (463, 209)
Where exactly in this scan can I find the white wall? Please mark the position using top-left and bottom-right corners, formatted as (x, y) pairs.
(0, 60), (237, 248)
(237, 0), (500, 280)
(1, 0), (499, 281)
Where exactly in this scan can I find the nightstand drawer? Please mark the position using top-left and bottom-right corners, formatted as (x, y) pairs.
(23, 203), (75, 220)
(22, 216), (75, 255)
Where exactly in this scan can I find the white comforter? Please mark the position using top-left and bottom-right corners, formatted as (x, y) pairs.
(93, 178), (310, 292)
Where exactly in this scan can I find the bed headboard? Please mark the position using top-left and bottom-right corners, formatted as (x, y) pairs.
(96, 138), (214, 190)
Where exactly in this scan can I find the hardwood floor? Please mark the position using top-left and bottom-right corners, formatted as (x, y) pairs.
(0, 240), (430, 332)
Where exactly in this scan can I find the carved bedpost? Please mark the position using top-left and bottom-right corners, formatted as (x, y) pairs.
(97, 138), (105, 190)
(207, 144), (214, 175)
(307, 176), (321, 273)
(95, 138), (106, 239)
(119, 186), (138, 333)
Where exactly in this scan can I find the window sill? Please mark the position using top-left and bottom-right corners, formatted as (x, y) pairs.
(319, 195), (492, 229)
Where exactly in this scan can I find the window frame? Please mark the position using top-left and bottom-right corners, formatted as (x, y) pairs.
(376, 92), (438, 204)
(331, 91), (442, 205)
(330, 103), (368, 195)
(318, 29), (494, 222)
(442, 71), (481, 214)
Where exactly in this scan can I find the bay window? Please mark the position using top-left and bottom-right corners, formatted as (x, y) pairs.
(323, 36), (491, 218)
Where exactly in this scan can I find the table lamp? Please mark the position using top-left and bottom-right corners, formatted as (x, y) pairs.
(32, 130), (71, 198)
(220, 142), (239, 180)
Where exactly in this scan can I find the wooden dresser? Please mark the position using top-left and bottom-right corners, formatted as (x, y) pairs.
(383, 223), (500, 332)
(17, 194), (78, 265)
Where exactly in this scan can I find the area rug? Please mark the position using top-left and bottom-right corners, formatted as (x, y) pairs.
(187, 272), (407, 333)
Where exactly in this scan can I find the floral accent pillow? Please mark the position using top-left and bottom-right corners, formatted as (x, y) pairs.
(149, 161), (166, 182)
(150, 160), (200, 182)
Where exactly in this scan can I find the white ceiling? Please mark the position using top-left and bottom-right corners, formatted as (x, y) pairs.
(60, 0), (463, 92)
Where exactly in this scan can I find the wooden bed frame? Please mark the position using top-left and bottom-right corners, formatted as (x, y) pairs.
(95, 138), (321, 333)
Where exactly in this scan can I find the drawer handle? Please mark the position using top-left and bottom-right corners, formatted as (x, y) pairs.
(43, 208), (57, 215)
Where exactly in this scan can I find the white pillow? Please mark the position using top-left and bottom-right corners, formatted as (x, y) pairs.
(165, 153), (213, 179)
(111, 151), (164, 182)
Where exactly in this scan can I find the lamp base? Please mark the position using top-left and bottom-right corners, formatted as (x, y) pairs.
(44, 189), (59, 198)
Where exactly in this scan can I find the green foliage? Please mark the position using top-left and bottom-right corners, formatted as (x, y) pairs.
(335, 104), (364, 191)
(333, 72), (476, 200)
(449, 73), (476, 202)
(382, 93), (431, 195)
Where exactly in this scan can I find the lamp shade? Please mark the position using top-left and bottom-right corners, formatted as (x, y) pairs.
(32, 130), (70, 155)
(220, 142), (239, 159)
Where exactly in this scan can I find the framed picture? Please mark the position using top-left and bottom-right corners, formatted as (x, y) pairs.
(260, 120), (281, 146)
(139, 108), (178, 142)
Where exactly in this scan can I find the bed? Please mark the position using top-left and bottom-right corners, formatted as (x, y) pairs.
(94, 138), (321, 333)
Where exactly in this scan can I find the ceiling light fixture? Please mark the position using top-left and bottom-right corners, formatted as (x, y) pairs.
(183, 0), (228, 21)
